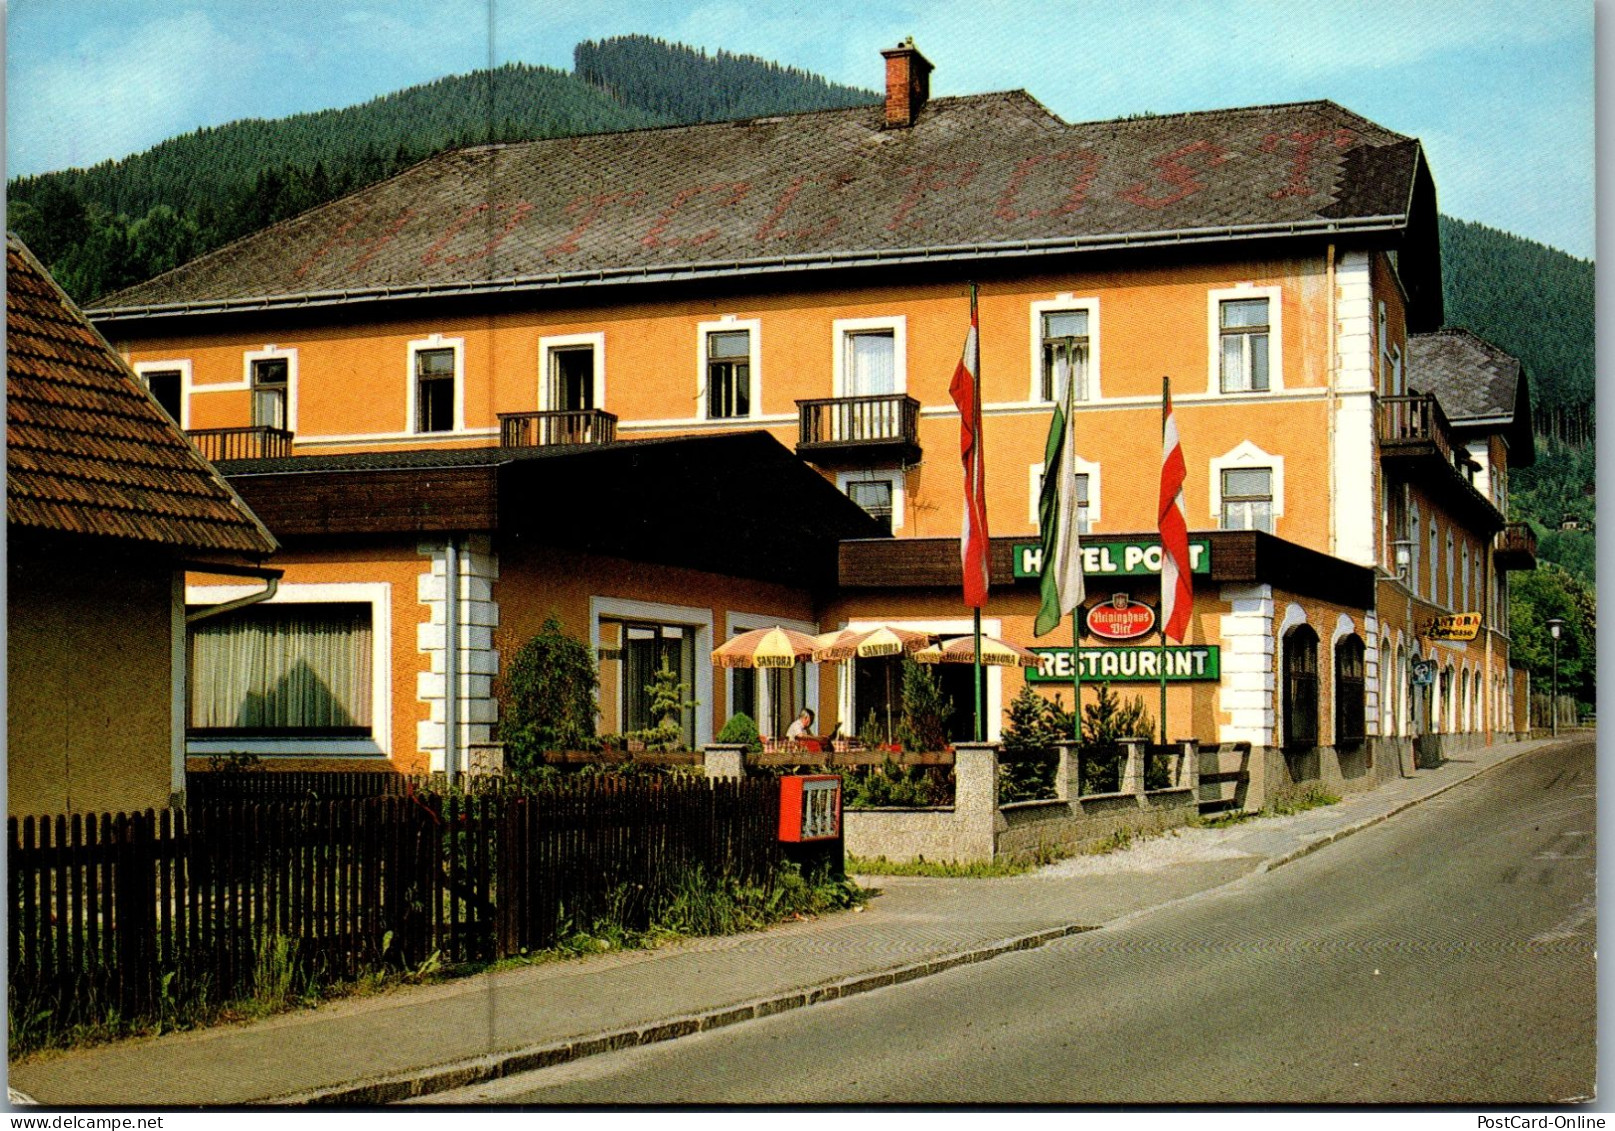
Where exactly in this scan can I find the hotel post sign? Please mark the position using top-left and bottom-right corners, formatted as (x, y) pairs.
(1013, 539), (1212, 579)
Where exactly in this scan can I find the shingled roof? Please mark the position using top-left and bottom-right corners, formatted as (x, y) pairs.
(7, 234), (278, 557)
(90, 92), (1440, 326)
(1408, 328), (1535, 465)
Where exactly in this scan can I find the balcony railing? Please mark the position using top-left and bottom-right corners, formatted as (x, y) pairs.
(1494, 521), (1538, 571)
(499, 409), (618, 448)
(796, 394), (922, 465)
(1377, 393), (1456, 465)
(186, 425), (294, 462)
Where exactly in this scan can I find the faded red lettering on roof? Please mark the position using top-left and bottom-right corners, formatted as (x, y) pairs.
(754, 172), (852, 241)
(438, 202), (536, 266)
(1260, 129), (1357, 199)
(994, 150), (1105, 222)
(886, 162), (982, 232)
(1119, 140), (1230, 209)
(546, 192), (645, 259)
(349, 208), (417, 273)
(294, 204), (372, 279)
(641, 182), (752, 249)
(421, 203), (491, 266)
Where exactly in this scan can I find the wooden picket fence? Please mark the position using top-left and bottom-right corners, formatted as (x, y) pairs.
(9, 775), (781, 1035)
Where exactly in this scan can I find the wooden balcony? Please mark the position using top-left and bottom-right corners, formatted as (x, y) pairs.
(1378, 393), (1502, 531)
(1494, 521), (1538, 571)
(186, 425), (293, 462)
(796, 394), (921, 466)
(499, 409), (618, 448)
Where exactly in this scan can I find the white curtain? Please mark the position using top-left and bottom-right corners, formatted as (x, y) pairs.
(846, 332), (895, 396)
(191, 605), (372, 731)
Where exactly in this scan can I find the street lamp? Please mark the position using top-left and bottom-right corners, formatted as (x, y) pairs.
(1547, 617), (1564, 738)
(1392, 540), (1414, 581)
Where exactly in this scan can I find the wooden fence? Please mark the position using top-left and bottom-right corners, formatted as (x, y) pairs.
(9, 776), (781, 1033)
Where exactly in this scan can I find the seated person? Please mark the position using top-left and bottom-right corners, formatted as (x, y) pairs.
(785, 708), (816, 743)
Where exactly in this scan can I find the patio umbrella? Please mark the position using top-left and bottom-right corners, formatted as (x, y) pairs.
(710, 626), (819, 669)
(814, 625), (937, 743)
(811, 625), (935, 662)
(914, 634), (1040, 668)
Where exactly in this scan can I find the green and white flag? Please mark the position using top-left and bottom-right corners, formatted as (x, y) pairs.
(1034, 352), (1085, 636)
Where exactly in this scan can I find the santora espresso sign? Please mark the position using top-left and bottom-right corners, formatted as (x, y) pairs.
(1085, 593), (1156, 640)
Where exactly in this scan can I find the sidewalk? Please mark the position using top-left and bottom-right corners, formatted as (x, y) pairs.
(9, 735), (1571, 1107)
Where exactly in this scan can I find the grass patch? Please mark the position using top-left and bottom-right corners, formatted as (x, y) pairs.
(1267, 786), (1341, 816)
(847, 853), (1037, 878)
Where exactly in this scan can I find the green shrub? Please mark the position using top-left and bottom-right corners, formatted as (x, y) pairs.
(715, 712), (762, 752)
(893, 659), (952, 753)
(843, 759), (953, 808)
(630, 661), (698, 751)
(500, 616), (600, 770)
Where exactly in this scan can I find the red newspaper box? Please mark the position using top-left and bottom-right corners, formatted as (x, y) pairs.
(778, 774), (842, 842)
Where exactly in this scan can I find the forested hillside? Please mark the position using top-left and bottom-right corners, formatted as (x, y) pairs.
(6, 39), (876, 304)
(574, 35), (875, 122)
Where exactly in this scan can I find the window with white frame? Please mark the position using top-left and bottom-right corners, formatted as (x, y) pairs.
(189, 604), (373, 738)
(1218, 297), (1271, 393)
(1409, 506), (1422, 596)
(142, 368), (185, 423)
(414, 346), (457, 433)
(845, 330), (895, 397)
(1446, 530), (1455, 609)
(1219, 466), (1274, 532)
(1040, 309), (1090, 403)
(1429, 519), (1440, 605)
(540, 333), (606, 415)
(838, 470), (902, 534)
(1461, 542), (1471, 611)
(1030, 457), (1099, 533)
(704, 327), (753, 419)
(1377, 301), (1389, 395)
(251, 357), (290, 430)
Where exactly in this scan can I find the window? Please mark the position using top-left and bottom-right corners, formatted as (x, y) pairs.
(551, 348), (592, 411)
(766, 665), (808, 740)
(1461, 542), (1471, 611)
(705, 329), (751, 419)
(1031, 456), (1101, 531)
(415, 347), (456, 433)
(847, 480), (894, 535)
(189, 604), (373, 737)
(1409, 506), (1421, 596)
(143, 369), (183, 422)
(619, 623), (696, 749)
(845, 331), (895, 397)
(1218, 297), (1270, 393)
(1220, 467), (1273, 532)
(1429, 519), (1440, 604)
(1335, 635), (1366, 747)
(1446, 531), (1455, 610)
(251, 358), (289, 430)
(1282, 624), (1319, 749)
(1040, 309), (1090, 403)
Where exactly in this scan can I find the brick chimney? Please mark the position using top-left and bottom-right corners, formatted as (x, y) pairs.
(881, 38), (933, 129)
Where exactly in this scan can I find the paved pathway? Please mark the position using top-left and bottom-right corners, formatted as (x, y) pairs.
(7, 735), (1568, 1107)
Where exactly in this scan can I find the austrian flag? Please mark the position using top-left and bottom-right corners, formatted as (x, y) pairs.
(950, 298), (990, 608)
(1158, 378), (1193, 642)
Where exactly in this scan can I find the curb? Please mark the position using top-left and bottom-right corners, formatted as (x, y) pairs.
(267, 738), (1561, 1105)
(272, 922), (1099, 1105)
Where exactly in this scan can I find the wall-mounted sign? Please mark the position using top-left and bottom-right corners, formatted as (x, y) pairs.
(1411, 659), (1436, 686)
(1027, 646), (1221, 683)
(1425, 612), (1482, 641)
(1085, 593), (1156, 640)
(1013, 540), (1211, 579)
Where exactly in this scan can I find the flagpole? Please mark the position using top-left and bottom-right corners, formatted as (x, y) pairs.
(970, 282), (985, 743)
(1160, 376), (1170, 745)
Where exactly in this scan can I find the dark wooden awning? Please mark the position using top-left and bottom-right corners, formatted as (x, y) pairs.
(220, 431), (883, 590)
(839, 530), (1377, 609)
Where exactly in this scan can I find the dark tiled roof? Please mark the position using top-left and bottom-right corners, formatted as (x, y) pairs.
(1408, 329), (1522, 421)
(7, 235), (278, 556)
(92, 95), (1421, 315)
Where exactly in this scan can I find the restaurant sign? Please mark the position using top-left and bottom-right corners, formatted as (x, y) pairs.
(1424, 612), (1481, 642)
(1027, 646), (1221, 683)
(1013, 539), (1211, 579)
(1085, 594), (1156, 640)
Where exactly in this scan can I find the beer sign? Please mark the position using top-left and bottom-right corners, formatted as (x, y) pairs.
(1085, 593), (1156, 640)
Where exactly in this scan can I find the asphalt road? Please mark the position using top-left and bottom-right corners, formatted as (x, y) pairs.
(431, 738), (1596, 1105)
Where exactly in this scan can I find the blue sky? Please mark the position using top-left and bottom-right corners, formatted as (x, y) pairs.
(6, 0), (1595, 258)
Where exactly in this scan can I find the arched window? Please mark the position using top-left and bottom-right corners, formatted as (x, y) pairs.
(1461, 668), (1471, 733)
(1380, 636), (1394, 737)
(1335, 635), (1366, 747)
(1283, 624), (1320, 749)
